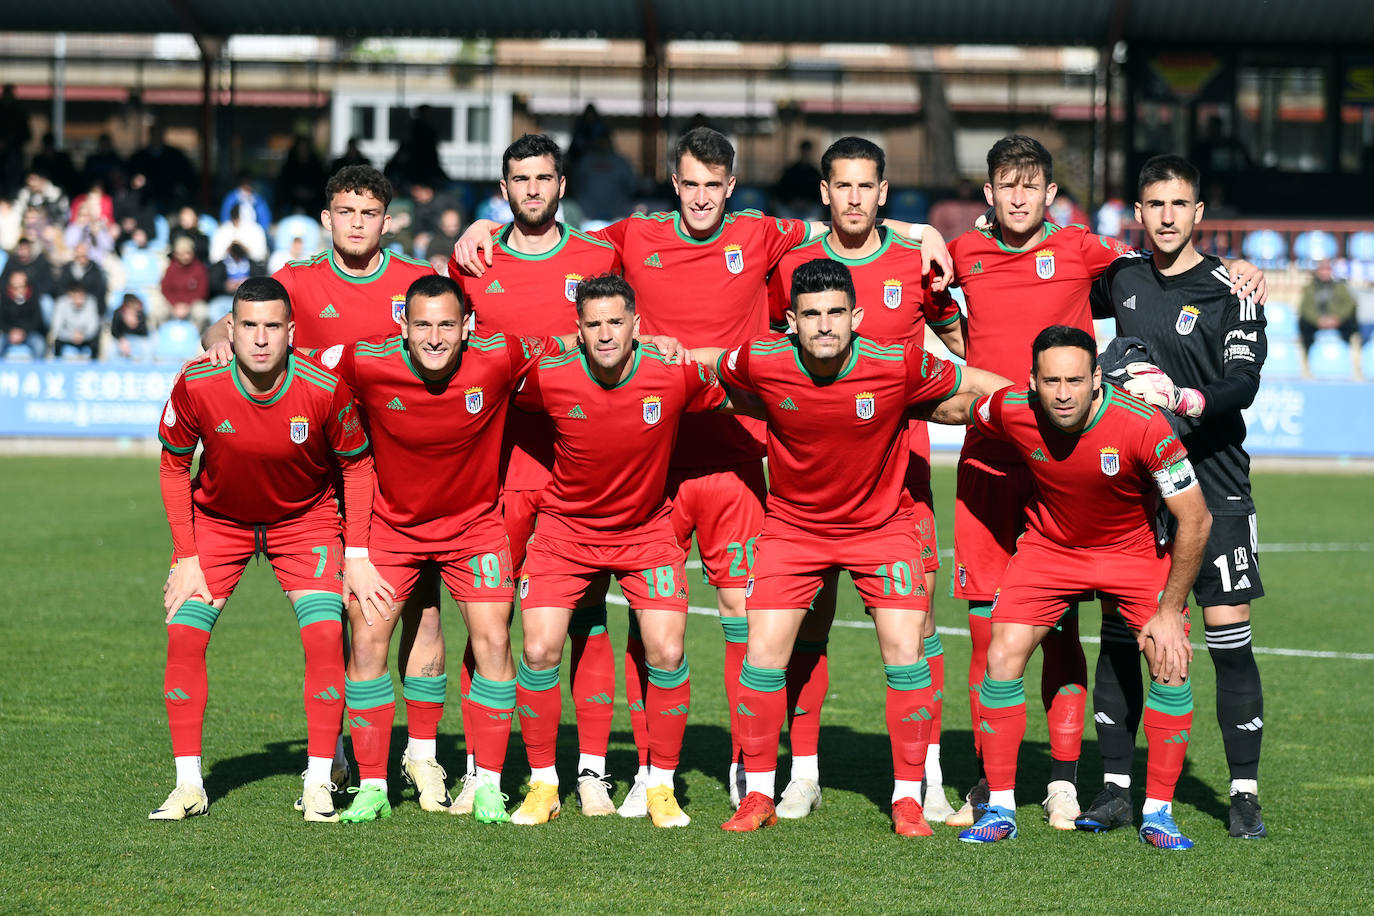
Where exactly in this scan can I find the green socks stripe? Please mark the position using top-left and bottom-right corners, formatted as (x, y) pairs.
(468, 673), (516, 709)
(516, 658), (561, 692)
(968, 601), (994, 620)
(293, 592), (343, 627)
(568, 603), (609, 637)
(402, 674), (446, 704)
(720, 616), (749, 644)
(740, 661), (786, 693)
(885, 659), (933, 691)
(1146, 678), (1194, 715)
(979, 675), (1025, 709)
(346, 674), (395, 709)
(923, 633), (944, 658)
(647, 659), (690, 689)
(169, 599), (220, 633)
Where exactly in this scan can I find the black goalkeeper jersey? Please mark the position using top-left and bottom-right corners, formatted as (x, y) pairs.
(1092, 253), (1266, 514)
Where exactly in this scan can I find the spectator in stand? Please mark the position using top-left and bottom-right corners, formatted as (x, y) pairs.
(219, 171), (273, 234)
(15, 169), (68, 226)
(210, 241), (264, 299)
(209, 204), (268, 264)
(58, 240), (108, 315)
(1048, 186), (1091, 229)
(408, 178), (460, 258)
(112, 170), (157, 253)
(82, 133), (125, 191)
(928, 179), (990, 245)
(424, 207), (463, 260)
(0, 199), (20, 251)
(267, 235), (306, 275)
(330, 137), (370, 174)
(160, 236), (211, 328)
(31, 132), (78, 197)
(772, 138), (823, 221)
(0, 270), (46, 358)
(49, 283), (101, 358)
(109, 292), (151, 360)
(0, 84), (31, 198)
(1299, 258), (1362, 378)
(64, 189), (117, 259)
(276, 135), (327, 218)
(69, 178), (115, 227)
(3, 236), (56, 303)
(129, 125), (196, 213)
(20, 204), (63, 263)
(570, 133), (637, 222)
(168, 205), (211, 263)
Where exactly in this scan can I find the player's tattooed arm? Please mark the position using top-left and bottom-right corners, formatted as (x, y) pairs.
(1139, 484), (1211, 684)
(452, 219), (503, 276)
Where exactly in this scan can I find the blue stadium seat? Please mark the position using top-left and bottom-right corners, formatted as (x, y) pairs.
(1265, 301), (1299, 341)
(728, 186), (769, 213)
(1241, 229), (1287, 268)
(1308, 330), (1353, 380)
(1263, 338), (1303, 379)
(153, 214), (170, 248)
(1292, 230), (1339, 268)
(208, 295), (234, 324)
(1361, 339), (1374, 381)
(39, 294), (55, 326)
(272, 214), (323, 255)
(121, 248), (165, 295)
(153, 320), (201, 362)
(198, 214), (219, 237)
(884, 188), (930, 224)
(0, 250), (7, 274)
(1348, 231), (1374, 266)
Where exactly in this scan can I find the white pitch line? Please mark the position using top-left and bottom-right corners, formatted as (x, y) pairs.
(604, 595), (1374, 661)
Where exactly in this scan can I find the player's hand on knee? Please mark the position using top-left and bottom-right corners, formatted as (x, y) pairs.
(164, 557), (213, 622)
(345, 558), (395, 626)
(1138, 609), (1192, 684)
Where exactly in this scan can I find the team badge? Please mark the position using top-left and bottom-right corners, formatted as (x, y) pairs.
(957, 564), (967, 588)
(391, 295), (406, 325)
(883, 279), (902, 309)
(1034, 248), (1056, 279)
(855, 391), (875, 420)
(642, 395), (662, 425)
(745, 576), (755, 598)
(1175, 305), (1200, 336)
(1099, 446), (1120, 477)
(724, 244), (744, 275)
(519, 576), (530, 599)
(289, 415), (310, 444)
(465, 386), (484, 414)
(162, 402), (176, 428)
(564, 273), (584, 302)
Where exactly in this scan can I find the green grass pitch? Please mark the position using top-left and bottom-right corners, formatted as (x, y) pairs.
(0, 457), (1371, 914)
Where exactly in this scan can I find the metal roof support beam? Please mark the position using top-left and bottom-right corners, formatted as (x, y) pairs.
(165, 0), (220, 210)
(639, 0), (663, 181)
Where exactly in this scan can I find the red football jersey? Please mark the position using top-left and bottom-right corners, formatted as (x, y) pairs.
(768, 227), (962, 469)
(950, 223), (1132, 461)
(158, 352), (369, 524)
(970, 384), (1193, 553)
(514, 343), (727, 544)
(593, 209), (809, 469)
(716, 335), (960, 536)
(275, 249), (435, 350)
(452, 222), (621, 490)
(333, 331), (558, 551)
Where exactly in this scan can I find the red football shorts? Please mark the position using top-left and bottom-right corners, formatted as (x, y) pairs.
(520, 534), (688, 612)
(184, 502), (343, 599)
(746, 514), (931, 612)
(501, 487), (541, 573)
(993, 535), (1187, 633)
(904, 461), (940, 575)
(952, 454), (1035, 601)
(372, 537), (515, 604)
(667, 461), (767, 589)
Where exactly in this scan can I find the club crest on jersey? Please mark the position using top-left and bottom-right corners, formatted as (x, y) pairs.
(289, 415), (310, 444)
(465, 386), (484, 414)
(745, 576), (755, 598)
(723, 244), (744, 275)
(519, 575), (530, 599)
(642, 395), (662, 425)
(1099, 446), (1120, 477)
(958, 564), (967, 588)
(855, 391), (875, 420)
(1175, 305), (1200, 336)
(391, 295), (406, 325)
(883, 279), (902, 309)
(1034, 249), (1056, 279)
(564, 273), (584, 302)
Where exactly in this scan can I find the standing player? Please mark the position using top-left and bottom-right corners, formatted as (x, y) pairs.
(508, 274), (732, 829)
(765, 136), (966, 820)
(1082, 155), (1269, 839)
(151, 277), (388, 822)
(325, 274), (571, 824)
(708, 259), (1008, 836)
(204, 166), (443, 805)
(450, 134), (624, 817)
(952, 325), (1211, 850)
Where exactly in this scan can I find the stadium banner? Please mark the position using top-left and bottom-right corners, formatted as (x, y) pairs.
(0, 362), (1371, 456)
(927, 379), (1374, 458)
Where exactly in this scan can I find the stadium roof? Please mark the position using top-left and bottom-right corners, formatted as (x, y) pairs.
(6, 0), (1374, 47)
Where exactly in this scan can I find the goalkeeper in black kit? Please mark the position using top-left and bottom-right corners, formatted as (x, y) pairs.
(1083, 154), (1270, 840)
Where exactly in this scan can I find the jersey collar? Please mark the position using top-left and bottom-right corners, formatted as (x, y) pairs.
(328, 247), (391, 284)
(231, 351), (296, 406)
(580, 342), (642, 389)
(984, 221), (1060, 255)
(790, 335), (859, 383)
(497, 221), (570, 260)
(672, 210), (726, 245)
(399, 334), (462, 385)
(821, 226), (893, 265)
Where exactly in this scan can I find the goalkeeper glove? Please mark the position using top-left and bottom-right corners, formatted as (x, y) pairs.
(1122, 362), (1205, 418)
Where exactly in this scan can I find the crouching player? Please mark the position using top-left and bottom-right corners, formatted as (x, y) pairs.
(707, 258), (1009, 836)
(151, 277), (388, 822)
(326, 274), (571, 823)
(509, 273), (734, 828)
(951, 326), (1211, 849)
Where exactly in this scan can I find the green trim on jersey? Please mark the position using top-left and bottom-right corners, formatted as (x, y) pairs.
(660, 207), (769, 247)
(820, 225), (898, 266)
(929, 310), (961, 327)
(158, 433), (196, 455)
(540, 348), (582, 370)
(389, 250), (431, 268)
(580, 342), (643, 389)
(791, 338), (859, 382)
(465, 331), (507, 352)
(335, 440), (370, 458)
(230, 354), (297, 407)
(854, 338), (905, 361)
(183, 361), (231, 382)
(1105, 384), (1158, 421)
(497, 221), (571, 260)
(326, 248), (395, 285)
(356, 335), (405, 357)
(294, 358), (340, 394)
(980, 220), (1063, 255)
(750, 338), (793, 355)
